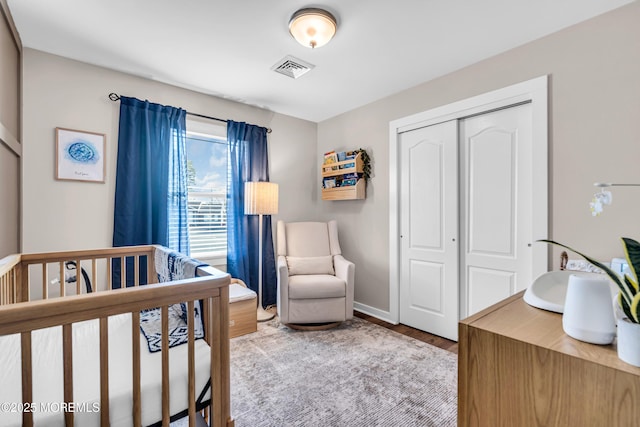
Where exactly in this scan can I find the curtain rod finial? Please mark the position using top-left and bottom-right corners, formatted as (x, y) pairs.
(108, 93), (120, 101)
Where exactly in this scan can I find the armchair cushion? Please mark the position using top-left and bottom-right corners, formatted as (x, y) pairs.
(283, 222), (331, 257)
(286, 255), (335, 276)
(289, 275), (346, 299)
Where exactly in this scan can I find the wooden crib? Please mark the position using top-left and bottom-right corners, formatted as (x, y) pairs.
(0, 245), (233, 427)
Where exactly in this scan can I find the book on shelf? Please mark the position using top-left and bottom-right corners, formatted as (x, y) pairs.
(323, 177), (337, 188)
(345, 150), (358, 160)
(338, 162), (355, 170)
(323, 172), (363, 189)
(341, 172), (360, 179)
(323, 151), (338, 165)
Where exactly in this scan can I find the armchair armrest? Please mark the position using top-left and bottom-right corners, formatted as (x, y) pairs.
(277, 255), (290, 323)
(333, 255), (353, 281)
(277, 255), (289, 279)
(333, 255), (355, 320)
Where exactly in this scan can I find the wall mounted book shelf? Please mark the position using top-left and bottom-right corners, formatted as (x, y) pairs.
(321, 151), (366, 200)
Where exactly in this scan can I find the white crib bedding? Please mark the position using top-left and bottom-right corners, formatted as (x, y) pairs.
(0, 313), (212, 427)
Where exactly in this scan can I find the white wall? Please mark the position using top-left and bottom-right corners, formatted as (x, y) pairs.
(21, 49), (317, 256)
(317, 2), (640, 317)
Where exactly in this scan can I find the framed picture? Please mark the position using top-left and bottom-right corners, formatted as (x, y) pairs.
(55, 127), (106, 183)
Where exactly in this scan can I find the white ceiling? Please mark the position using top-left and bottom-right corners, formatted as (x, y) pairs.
(7, 0), (635, 123)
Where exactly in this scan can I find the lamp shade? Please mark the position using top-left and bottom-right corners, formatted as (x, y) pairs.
(244, 182), (279, 215)
(289, 8), (337, 49)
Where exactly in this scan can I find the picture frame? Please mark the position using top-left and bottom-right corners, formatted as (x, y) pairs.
(55, 127), (106, 183)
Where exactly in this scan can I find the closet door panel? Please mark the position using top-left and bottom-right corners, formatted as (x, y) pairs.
(467, 266), (514, 315)
(461, 104), (533, 317)
(399, 120), (459, 341)
(468, 129), (515, 256)
(409, 141), (443, 250)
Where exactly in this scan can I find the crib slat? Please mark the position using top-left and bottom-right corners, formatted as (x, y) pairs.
(9, 272), (12, 302)
(132, 311), (142, 427)
(59, 261), (65, 297)
(121, 256), (126, 289)
(13, 267), (18, 303)
(76, 259), (82, 295)
(42, 263), (48, 300)
(220, 284), (231, 427)
(100, 317), (110, 426)
(21, 332), (33, 427)
(107, 257), (112, 291)
(188, 300), (196, 427)
(209, 296), (222, 427)
(162, 306), (170, 426)
(134, 255), (140, 286)
(13, 264), (20, 304)
(20, 262), (29, 302)
(92, 258), (97, 293)
(1, 274), (5, 305)
(7, 271), (12, 303)
(63, 324), (74, 427)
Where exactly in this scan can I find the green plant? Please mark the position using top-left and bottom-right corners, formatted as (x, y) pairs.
(540, 238), (640, 323)
(357, 148), (371, 181)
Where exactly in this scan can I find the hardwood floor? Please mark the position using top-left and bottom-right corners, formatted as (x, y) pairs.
(355, 311), (459, 354)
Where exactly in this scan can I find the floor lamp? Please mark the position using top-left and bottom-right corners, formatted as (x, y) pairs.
(244, 181), (278, 322)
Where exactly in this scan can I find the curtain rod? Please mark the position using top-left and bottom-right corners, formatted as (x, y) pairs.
(108, 93), (272, 133)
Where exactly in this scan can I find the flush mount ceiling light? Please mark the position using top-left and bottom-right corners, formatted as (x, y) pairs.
(289, 8), (337, 49)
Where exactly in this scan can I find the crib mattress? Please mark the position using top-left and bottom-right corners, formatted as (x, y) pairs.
(0, 313), (212, 427)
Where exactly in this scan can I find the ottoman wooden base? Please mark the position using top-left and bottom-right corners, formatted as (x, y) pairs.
(229, 283), (257, 338)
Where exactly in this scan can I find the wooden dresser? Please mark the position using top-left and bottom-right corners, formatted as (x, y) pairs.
(458, 291), (640, 426)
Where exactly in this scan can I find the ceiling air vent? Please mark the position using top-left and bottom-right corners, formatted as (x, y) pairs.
(271, 55), (315, 79)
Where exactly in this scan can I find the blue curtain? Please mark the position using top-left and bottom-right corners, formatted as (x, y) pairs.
(112, 96), (189, 286)
(227, 121), (277, 306)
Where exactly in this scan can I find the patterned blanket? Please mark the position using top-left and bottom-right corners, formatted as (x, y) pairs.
(139, 247), (207, 353)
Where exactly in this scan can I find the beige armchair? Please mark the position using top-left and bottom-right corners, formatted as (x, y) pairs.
(276, 220), (355, 326)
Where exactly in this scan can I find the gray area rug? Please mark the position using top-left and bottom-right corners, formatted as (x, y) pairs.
(229, 317), (458, 427)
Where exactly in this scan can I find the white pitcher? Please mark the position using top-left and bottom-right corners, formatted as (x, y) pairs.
(562, 274), (616, 345)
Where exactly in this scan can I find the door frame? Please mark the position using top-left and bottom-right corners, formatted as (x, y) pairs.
(388, 75), (549, 324)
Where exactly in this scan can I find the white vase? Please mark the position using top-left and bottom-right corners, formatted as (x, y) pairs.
(617, 317), (640, 367)
(562, 274), (616, 345)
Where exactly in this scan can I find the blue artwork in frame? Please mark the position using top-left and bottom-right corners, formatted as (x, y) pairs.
(55, 127), (106, 182)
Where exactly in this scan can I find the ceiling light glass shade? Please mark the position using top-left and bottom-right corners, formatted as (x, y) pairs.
(289, 8), (337, 49)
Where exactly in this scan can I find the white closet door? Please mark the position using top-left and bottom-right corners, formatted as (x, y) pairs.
(459, 103), (533, 317)
(399, 120), (459, 341)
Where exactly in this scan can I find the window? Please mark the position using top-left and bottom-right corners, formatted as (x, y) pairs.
(185, 120), (228, 263)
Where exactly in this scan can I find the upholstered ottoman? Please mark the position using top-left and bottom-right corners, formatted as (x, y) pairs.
(229, 279), (257, 338)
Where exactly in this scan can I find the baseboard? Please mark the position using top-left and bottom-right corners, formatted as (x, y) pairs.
(353, 302), (397, 325)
